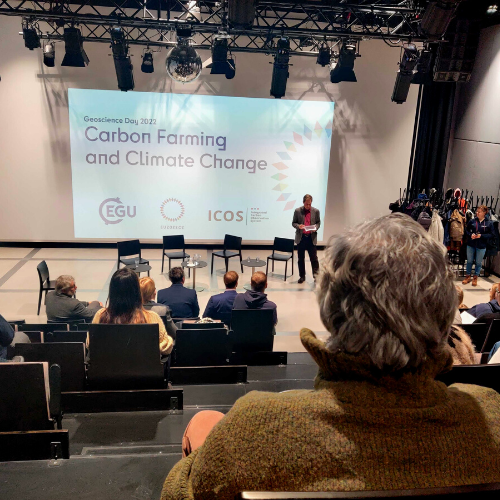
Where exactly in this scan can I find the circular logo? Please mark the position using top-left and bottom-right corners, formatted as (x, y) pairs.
(160, 198), (185, 222)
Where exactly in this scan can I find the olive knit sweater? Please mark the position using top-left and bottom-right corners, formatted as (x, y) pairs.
(161, 329), (500, 500)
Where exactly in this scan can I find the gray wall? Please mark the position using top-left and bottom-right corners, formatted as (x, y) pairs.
(447, 24), (500, 200)
(0, 16), (418, 243)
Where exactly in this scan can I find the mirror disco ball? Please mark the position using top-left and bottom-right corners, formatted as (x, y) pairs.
(166, 41), (202, 83)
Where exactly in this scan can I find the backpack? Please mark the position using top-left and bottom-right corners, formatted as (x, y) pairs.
(449, 210), (464, 241)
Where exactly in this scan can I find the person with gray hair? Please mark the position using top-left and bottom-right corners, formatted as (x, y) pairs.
(45, 275), (102, 322)
(160, 213), (500, 500)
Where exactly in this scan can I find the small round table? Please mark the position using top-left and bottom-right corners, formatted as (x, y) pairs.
(125, 263), (152, 276)
(181, 261), (208, 292)
(242, 258), (267, 290)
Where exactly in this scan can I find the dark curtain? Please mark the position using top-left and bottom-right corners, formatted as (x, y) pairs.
(409, 81), (456, 192)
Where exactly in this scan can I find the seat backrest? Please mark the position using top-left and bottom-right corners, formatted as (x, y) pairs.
(231, 309), (274, 352)
(87, 324), (164, 389)
(458, 323), (489, 352)
(49, 318), (86, 326)
(483, 319), (500, 353)
(14, 342), (86, 392)
(18, 323), (69, 334)
(0, 362), (53, 432)
(273, 237), (294, 254)
(437, 363), (500, 393)
(236, 483), (500, 499)
(173, 328), (230, 366)
(37, 260), (50, 284)
(117, 239), (141, 258)
(45, 330), (88, 343)
(182, 321), (226, 330)
(163, 234), (185, 251)
(224, 234), (242, 251)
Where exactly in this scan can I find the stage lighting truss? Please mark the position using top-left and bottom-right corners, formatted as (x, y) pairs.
(9, 0), (427, 58)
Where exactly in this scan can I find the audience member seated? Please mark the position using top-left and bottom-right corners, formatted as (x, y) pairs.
(157, 267), (200, 319)
(232, 271), (277, 325)
(92, 268), (173, 355)
(203, 271), (239, 326)
(447, 325), (476, 365)
(161, 214), (500, 500)
(468, 283), (500, 318)
(46, 275), (102, 322)
(139, 277), (177, 340)
(454, 285), (464, 324)
(0, 314), (14, 361)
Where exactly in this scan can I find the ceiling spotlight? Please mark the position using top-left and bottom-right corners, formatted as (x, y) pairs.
(391, 45), (419, 104)
(411, 48), (434, 85)
(43, 42), (55, 67)
(61, 27), (89, 67)
(23, 23), (40, 50)
(330, 41), (357, 83)
(487, 4), (498, 13)
(110, 27), (134, 92)
(316, 45), (331, 67)
(419, 0), (459, 40)
(141, 51), (154, 73)
(166, 36), (202, 84)
(207, 36), (236, 79)
(270, 36), (290, 99)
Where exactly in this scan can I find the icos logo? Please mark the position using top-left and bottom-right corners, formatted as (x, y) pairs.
(99, 198), (137, 225)
(160, 198), (185, 222)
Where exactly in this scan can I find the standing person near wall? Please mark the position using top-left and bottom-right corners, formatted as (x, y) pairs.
(292, 194), (321, 284)
(462, 205), (493, 287)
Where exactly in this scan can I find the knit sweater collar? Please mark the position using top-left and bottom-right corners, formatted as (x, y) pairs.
(300, 328), (454, 408)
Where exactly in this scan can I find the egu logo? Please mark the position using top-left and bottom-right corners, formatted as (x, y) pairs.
(99, 198), (137, 225)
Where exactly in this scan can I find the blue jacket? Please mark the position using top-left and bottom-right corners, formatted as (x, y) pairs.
(466, 217), (493, 249)
(157, 283), (200, 319)
(0, 314), (15, 360)
(203, 289), (238, 326)
(469, 299), (500, 319)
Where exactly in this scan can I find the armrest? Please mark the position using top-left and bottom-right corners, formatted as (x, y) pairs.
(49, 364), (62, 429)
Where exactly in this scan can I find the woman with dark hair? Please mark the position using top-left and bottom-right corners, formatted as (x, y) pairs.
(92, 268), (173, 354)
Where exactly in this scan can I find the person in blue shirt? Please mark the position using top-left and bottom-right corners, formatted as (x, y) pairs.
(203, 271), (239, 326)
(157, 267), (200, 319)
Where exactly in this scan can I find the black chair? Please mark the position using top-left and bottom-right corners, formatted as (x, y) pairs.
(18, 323), (69, 334)
(266, 237), (294, 281)
(87, 324), (164, 390)
(212, 234), (243, 274)
(457, 323), (489, 352)
(172, 328), (231, 367)
(48, 318), (87, 326)
(162, 235), (190, 274)
(37, 261), (56, 315)
(483, 319), (500, 353)
(182, 322), (226, 330)
(45, 330), (88, 343)
(236, 483), (500, 499)
(437, 362), (500, 393)
(117, 240), (149, 275)
(15, 342), (86, 392)
(231, 309), (274, 352)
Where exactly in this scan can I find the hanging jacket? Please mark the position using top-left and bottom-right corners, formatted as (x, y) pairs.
(465, 217), (493, 249)
(449, 209), (465, 242)
(428, 210), (445, 244)
(485, 213), (499, 257)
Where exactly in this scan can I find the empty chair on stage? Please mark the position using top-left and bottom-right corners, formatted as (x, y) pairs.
(117, 239), (149, 274)
(211, 234), (243, 274)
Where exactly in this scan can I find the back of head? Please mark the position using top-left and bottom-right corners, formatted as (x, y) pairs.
(139, 276), (156, 303)
(55, 275), (75, 294)
(316, 213), (456, 373)
(169, 266), (184, 284)
(224, 271), (238, 289)
(102, 268), (143, 324)
(251, 271), (267, 293)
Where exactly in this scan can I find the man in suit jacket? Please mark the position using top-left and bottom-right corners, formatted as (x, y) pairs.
(203, 271), (239, 326)
(157, 267), (200, 319)
(292, 194), (321, 283)
(45, 275), (102, 322)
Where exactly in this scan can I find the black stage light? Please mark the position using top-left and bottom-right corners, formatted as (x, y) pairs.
(411, 48), (434, 85)
(270, 36), (290, 99)
(391, 45), (419, 104)
(419, 0), (459, 40)
(61, 27), (89, 67)
(141, 51), (154, 73)
(207, 36), (236, 79)
(110, 27), (134, 91)
(316, 45), (331, 67)
(330, 42), (357, 83)
(43, 42), (55, 67)
(23, 27), (41, 50)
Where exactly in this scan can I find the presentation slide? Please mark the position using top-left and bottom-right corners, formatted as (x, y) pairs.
(68, 89), (334, 241)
